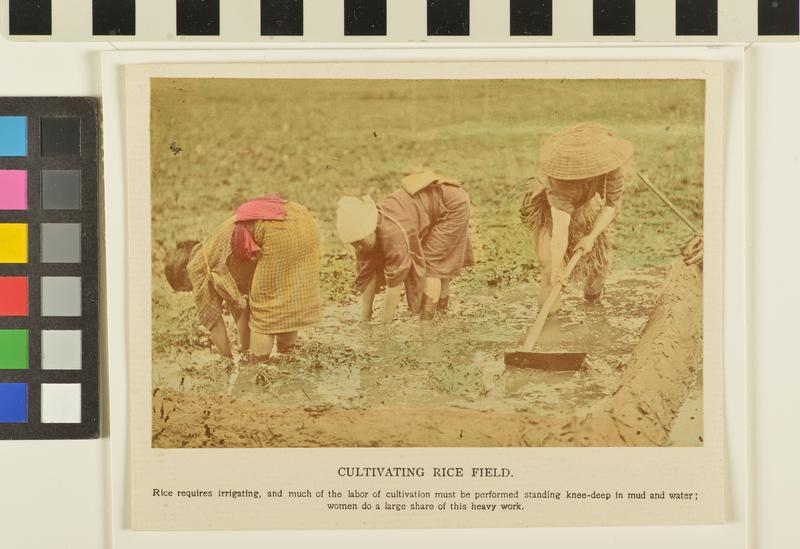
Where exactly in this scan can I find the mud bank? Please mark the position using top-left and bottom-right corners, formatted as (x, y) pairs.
(540, 259), (703, 446)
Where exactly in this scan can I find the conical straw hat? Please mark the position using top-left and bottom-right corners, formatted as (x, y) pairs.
(539, 122), (633, 180)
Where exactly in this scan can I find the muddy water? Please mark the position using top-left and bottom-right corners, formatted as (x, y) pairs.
(154, 268), (667, 423)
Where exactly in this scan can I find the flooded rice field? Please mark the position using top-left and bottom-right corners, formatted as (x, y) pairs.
(148, 79), (706, 448)
(151, 268), (700, 448)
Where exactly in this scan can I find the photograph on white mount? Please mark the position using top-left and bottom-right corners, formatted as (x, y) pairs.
(125, 60), (725, 529)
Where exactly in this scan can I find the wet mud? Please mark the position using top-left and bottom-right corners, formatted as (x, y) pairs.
(152, 264), (703, 448)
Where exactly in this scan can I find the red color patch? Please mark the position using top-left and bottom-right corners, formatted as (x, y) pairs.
(0, 277), (28, 316)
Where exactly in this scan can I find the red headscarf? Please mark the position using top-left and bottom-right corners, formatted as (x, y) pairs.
(230, 195), (287, 261)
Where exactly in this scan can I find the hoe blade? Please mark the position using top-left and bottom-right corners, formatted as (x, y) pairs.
(504, 352), (587, 371)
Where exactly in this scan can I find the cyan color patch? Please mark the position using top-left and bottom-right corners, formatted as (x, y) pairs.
(0, 116), (27, 156)
(0, 383), (27, 423)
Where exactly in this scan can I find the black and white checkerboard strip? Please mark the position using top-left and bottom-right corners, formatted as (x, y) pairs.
(2, 0), (798, 40)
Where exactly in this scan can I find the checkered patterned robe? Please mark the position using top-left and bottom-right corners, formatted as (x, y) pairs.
(187, 202), (321, 334)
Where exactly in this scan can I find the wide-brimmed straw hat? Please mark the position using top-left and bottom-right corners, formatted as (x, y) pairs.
(336, 196), (379, 244)
(539, 122), (634, 180)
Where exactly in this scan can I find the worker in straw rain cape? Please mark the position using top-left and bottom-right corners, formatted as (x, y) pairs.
(520, 122), (634, 312)
(337, 169), (474, 325)
(164, 195), (321, 363)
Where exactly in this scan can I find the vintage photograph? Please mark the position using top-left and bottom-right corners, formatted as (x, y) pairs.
(149, 76), (706, 449)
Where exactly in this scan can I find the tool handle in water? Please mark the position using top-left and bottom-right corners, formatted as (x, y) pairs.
(636, 172), (700, 235)
(521, 250), (584, 352)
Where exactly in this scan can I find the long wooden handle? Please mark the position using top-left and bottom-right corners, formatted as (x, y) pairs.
(521, 250), (584, 352)
(636, 172), (701, 235)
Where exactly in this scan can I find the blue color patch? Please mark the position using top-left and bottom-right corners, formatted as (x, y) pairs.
(0, 383), (27, 423)
(0, 116), (27, 157)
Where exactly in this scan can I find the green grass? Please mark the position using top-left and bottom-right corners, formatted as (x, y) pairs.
(150, 77), (704, 311)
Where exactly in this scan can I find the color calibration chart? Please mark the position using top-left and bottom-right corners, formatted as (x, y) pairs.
(0, 97), (99, 439)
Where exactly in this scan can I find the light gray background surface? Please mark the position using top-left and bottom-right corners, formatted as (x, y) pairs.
(0, 35), (793, 549)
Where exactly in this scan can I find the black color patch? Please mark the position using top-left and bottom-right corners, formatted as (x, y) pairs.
(427, 0), (470, 36)
(510, 0), (552, 36)
(92, 0), (136, 36)
(676, 0), (718, 35)
(41, 118), (81, 157)
(261, 0), (303, 36)
(9, 0), (51, 35)
(345, 0), (387, 36)
(593, 0), (635, 36)
(758, 0), (800, 35)
(176, 0), (220, 36)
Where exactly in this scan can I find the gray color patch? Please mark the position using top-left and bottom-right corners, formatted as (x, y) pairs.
(41, 276), (81, 317)
(41, 330), (82, 370)
(41, 223), (81, 263)
(42, 170), (81, 210)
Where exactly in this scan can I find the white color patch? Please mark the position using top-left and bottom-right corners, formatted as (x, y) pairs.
(41, 383), (82, 424)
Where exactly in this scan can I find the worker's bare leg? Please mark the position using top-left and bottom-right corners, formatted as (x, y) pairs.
(583, 272), (606, 302)
(251, 333), (275, 360)
(437, 278), (451, 314)
(420, 277), (442, 321)
(276, 331), (298, 353)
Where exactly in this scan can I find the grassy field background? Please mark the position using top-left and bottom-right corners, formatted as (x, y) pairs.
(150, 78), (704, 305)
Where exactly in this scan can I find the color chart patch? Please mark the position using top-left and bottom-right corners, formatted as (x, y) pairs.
(0, 98), (99, 439)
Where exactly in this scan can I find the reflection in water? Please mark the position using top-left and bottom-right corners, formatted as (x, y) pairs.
(159, 272), (661, 413)
(161, 269), (664, 418)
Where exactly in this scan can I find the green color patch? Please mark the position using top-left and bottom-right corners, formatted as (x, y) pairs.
(0, 330), (28, 370)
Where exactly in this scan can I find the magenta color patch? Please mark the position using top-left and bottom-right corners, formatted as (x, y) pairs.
(0, 170), (27, 210)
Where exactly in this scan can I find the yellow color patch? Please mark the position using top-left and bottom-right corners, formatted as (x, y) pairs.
(0, 224), (28, 263)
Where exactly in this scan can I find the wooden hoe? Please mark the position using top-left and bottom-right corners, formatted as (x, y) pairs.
(504, 249), (588, 371)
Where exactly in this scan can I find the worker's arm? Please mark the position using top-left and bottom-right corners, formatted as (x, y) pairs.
(577, 169), (624, 254)
(360, 275), (378, 322)
(231, 307), (250, 352)
(382, 284), (403, 325)
(682, 235), (704, 266)
(208, 317), (233, 358)
(549, 206), (572, 285)
(576, 205), (617, 255)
